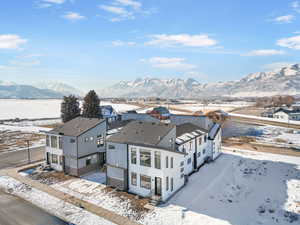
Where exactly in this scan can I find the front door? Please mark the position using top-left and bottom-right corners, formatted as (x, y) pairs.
(155, 177), (162, 196)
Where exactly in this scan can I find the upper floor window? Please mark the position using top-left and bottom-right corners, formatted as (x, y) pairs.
(140, 149), (151, 167)
(166, 156), (169, 168)
(166, 176), (169, 191)
(108, 145), (115, 150)
(154, 151), (161, 169)
(46, 135), (50, 147)
(97, 136), (104, 147)
(59, 137), (62, 149)
(84, 137), (89, 142)
(170, 157), (174, 169)
(50, 136), (57, 148)
(171, 178), (174, 192)
(131, 148), (137, 164)
(70, 138), (76, 143)
(198, 137), (202, 145)
(204, 135), (207, 142)
(189, 141), (192, 150)
(187, 158), (191, 164)
(90, 137), (94, 141)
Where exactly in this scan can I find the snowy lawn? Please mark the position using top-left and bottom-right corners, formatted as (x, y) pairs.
(140, 150), (300, 225)
(0, 176), (116, 225)
(52, 172), (150, 222)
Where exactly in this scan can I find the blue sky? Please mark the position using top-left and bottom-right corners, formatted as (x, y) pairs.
(0, 0), (300, 90)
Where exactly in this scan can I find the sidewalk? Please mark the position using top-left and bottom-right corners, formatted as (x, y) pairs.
(0, 165), (141, 225)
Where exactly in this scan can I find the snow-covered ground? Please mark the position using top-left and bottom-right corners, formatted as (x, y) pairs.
(0, 99), (140, 120)
(0, 124), (52, 133)
(0, 176), (116, 225)
(229, 113), (300, 125)
(13, 150), (299, 225)
(140, 150), (300, 225)
(257, 126), (300, 149)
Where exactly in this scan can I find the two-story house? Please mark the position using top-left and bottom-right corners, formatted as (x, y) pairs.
(106, 120), (221, 202)
(45, 117), (107, 177)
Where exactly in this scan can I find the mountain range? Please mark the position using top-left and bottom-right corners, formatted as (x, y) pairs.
(0, 81), (83, 99)
(98, 64), (300, 98)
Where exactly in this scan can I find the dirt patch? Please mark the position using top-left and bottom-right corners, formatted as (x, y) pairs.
(231, 106), (265, 116)
(0, 131), (45, 152)
(29, 171), (73, 185)
(223, 141), (300, 157)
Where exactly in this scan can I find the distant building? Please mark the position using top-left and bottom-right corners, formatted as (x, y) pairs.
(273, 108), (300, 121)
(99, 105), (118, 122)
(45, 117), (107, 176)
(106, 120), (221, 202)
(147, 106), (170, 120)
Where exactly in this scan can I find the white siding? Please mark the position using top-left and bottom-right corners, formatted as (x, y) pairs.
(45, 134), (63, 171)
(128, 145), (184, 201)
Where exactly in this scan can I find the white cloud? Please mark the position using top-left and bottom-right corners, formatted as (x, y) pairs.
(99, 5), (134, 20)
(62, 12), (86, 21)
(143, 57), (197, 71)
(272, 15), (294, 23)
(146, 34), (218, 47)
(0, 34), (27, 49)
(10, 60), (41, 66)
(115, 0), (141, 10)
(111, 40), (136, 46)
(291, 1), (300, 12)
(262, 62), (296, 71)
(43, 0), (65, 4)
(243, 49), (285, 56)
(277, 35), (300, 50)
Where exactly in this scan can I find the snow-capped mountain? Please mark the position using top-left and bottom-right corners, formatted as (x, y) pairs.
(98, 63), (300, 98)
(34, 82), (84, 97)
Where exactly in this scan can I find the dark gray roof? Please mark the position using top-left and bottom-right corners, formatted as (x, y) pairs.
(275, 108), (300, 114)
(107, 121), (175, 146)
(176, 123), (208, 137)
(49, 117), (105, 137)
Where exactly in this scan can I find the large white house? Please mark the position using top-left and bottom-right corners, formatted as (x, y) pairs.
(106, 120), (221, 202)
(273, 108), (300, 121)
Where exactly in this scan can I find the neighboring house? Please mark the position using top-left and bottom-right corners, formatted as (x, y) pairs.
(273, 108), (300, 121)
(106, 120), (221, 202)
(99, 105), (119, 123)
(122, 112), (160, 123)
(45, 117), (107, 176)
(147, 106), (170, 120)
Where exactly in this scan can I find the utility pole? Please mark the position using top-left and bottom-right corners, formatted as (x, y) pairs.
(26, 139), (31, 164)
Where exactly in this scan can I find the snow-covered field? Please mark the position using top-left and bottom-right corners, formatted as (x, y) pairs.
(140, 149), (300, 225)
(0, 99), (140, 120)
(0, 176), (116, 225)
(6, 150), (298, 225)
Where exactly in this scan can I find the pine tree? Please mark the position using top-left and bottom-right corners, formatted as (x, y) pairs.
(61, 95), (81, 123)
(82, 90), (100, 118)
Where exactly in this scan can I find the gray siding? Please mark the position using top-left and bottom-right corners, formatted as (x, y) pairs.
(157, 127), (176, 149)
(77, 122), (107, 157)
(107, 166), (127, 190)
(170, 115), (213, 130)
(106, 142), (128, 169)
(122, 113), (160, 123)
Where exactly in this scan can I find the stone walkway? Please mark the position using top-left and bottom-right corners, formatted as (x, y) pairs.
(0, 165), (141, 225)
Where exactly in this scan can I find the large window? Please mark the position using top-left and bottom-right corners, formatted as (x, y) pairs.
(131, 148), (137, 164)
(59, 136), (62, 149)
(131, 172), (137, 186)
(140, 149), (151, 167)
(51, 154), (58, 164)
(46, 135), (50, 147)
(166, 176), (169, 191)
(154, 151), (161, 169)
(86, 158), (91, 166)
(166, 156), (169, 168)
(140, 175), (151, 189)
(198, 137), (202, 145)
(50, 136), (57, 148)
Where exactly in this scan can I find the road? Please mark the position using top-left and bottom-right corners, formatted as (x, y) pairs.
(0, 146), (45, 170)
(0, 190), (69, 225)
(0, 146), (70, 225)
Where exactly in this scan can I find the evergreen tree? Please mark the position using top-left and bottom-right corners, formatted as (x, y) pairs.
(82, 90), (100, 118)
(61, 95), (81, 123)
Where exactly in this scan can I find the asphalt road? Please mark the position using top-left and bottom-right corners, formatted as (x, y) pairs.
(0, 190), (69, 225)
(0, 146), (45, 170)
(0, 146), (70, 225)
